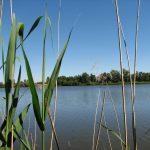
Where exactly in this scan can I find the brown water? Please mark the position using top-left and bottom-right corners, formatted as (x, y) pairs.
(0, 85), (150, 150)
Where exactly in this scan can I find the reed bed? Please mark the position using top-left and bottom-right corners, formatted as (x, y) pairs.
(0, 0), (72, 149)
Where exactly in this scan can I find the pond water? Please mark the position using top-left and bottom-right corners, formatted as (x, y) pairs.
(0, 84), (150, 150)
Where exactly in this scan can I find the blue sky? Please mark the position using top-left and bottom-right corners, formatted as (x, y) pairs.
(1, 0), (150, 81)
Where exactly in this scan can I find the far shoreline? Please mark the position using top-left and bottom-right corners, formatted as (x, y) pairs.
(0, 81), (150, 88)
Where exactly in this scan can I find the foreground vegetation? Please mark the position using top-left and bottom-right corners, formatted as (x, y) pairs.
(0, 0), (71, 149)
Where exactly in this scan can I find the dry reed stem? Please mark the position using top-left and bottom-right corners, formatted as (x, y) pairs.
(48, 109), (60, 150)
(114, 0), (128, 149)
(103, 112), (112, 150)
(50, 1), (61, 149)
(120, 17), (137, 150)
(92, 89), (101, 150)
(95, 91), (106, 150)
(50, 86), (57, 150)
(132, 1), (140, 150)
(106, 84), (123, 150)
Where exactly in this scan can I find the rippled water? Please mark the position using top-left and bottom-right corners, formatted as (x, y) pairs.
(0, 84), (150, 150)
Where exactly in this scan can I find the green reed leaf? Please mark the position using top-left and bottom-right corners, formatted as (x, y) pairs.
(8, 66), (21, 130)
(13, 104), (31, 138)
(44, 29), (72, 120)
(14, 128), (31, 150)
(101, 124), (126, 147)
(0, 128), (6, 145)
(19, 24), (44, 131)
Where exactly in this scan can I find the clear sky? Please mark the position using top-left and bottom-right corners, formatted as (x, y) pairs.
(1, 0), (150, 81)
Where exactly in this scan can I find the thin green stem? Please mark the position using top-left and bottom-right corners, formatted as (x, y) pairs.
(42, 13), (47, 150)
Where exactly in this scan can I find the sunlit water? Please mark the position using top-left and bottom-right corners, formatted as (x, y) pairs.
(0, 84), (150, 150)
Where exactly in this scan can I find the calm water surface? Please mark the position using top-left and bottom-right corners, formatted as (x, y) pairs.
(0, 85), (150, 150)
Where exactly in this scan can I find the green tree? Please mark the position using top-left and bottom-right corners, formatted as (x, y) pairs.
(110, 70), (121, 83)
(123, 69), (130, 82)
(81, 72), (90, 84)
(90, 74), (96, 83)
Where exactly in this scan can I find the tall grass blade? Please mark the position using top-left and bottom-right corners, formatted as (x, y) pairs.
(21, 47), (44, 131)
(47, 16), (53, 48)
(14, 128), (31, 150)
(44, 29), (72, 120)
(1, 119), (6, 131)
(5, 15), (17, 147)
(17, 16), (43, 47)
(5, 14), (16, 101)
(0, 128), (6, 145)
(19, 25), (44, 131)
(13, 104), (31, 139)
(8, 66), (21, 130)
(1, 104), (31, 148)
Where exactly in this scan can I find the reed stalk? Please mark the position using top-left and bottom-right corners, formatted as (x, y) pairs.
(95, 91), (106, 150)
(50, 86), (57, 150)
(50, 1), (61, 149)
(114, 0), (128, 149)
(120, 19), (136, 150)
(132, 1), (140, 150)
(48, 109), (60, 150)
(106, 84), (123, 150)
(92, 89), (101, 150)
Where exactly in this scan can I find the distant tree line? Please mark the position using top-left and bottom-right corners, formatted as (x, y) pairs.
(0, 69), (150, 88)
(46, 69), (150, 86)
